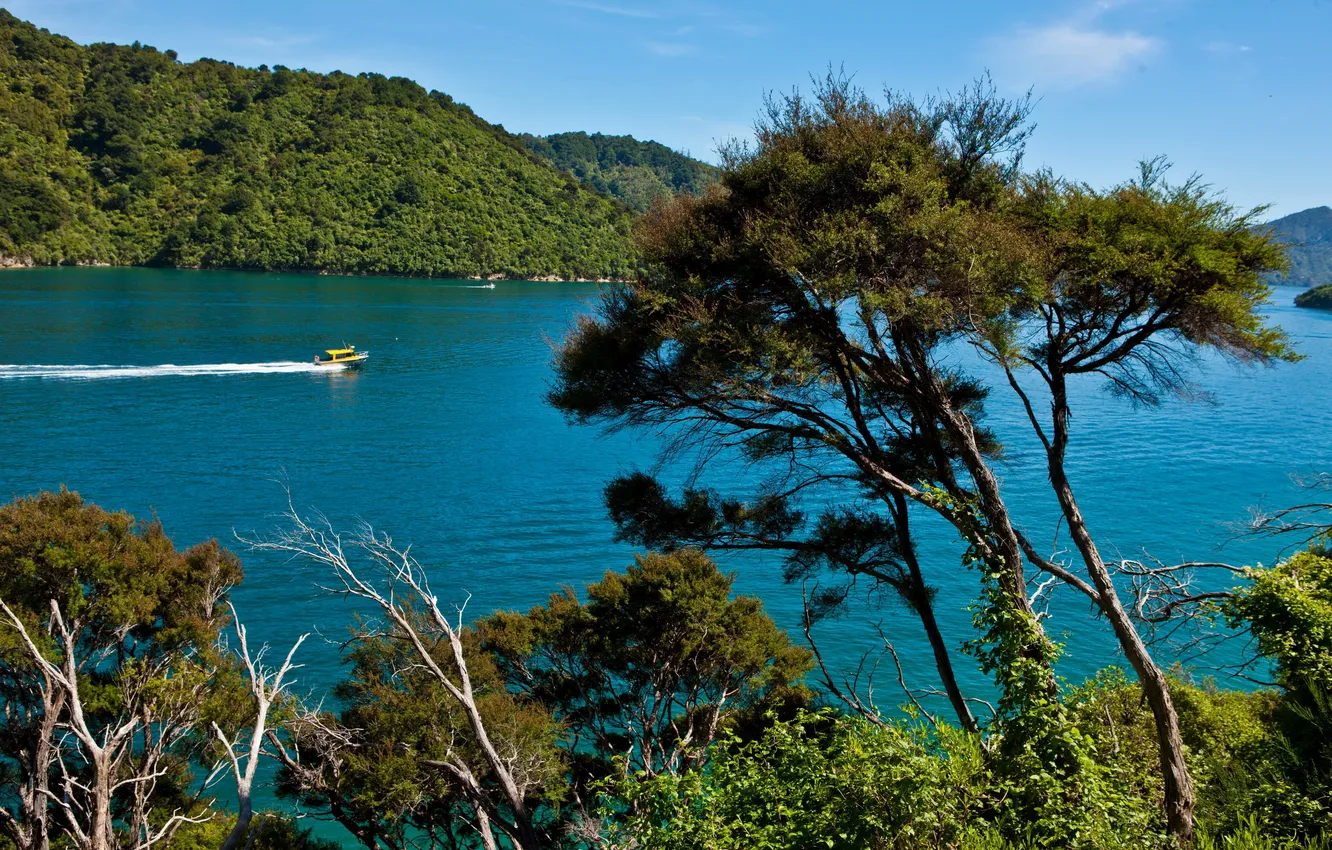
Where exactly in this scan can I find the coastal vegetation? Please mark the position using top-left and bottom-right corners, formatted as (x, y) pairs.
(1, 35), (1328, 850)
(1295, 283), (1332, 309)
(3, 484), (1332, 849)
(549, 74), (1301, 846)
(0, 12), (644, 279)
(519, 132), (719, 212)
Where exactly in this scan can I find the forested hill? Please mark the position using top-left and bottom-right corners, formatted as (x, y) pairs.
(0, 11), (638, 279)
(519, 131), (719, 212)
(1265, 205), (1332, 288)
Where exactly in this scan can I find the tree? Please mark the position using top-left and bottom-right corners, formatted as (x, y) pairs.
(244, 502), (564, 850)
(0, 490), (242, 850)
(976, 157), (1293, 841)
(477, 549), (812, 803)
(549, 74), (1292, 844)
(210, 607), (307, 850)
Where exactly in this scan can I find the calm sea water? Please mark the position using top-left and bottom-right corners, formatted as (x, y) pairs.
(2, 267), (1330, 712)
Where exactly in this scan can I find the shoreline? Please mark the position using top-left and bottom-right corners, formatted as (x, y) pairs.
(0, 256), (632, 283)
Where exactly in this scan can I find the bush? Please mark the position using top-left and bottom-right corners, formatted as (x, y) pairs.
(599, 711), (989, 850)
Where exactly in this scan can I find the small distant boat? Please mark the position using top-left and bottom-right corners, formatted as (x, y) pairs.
(313, 344), (369, 368)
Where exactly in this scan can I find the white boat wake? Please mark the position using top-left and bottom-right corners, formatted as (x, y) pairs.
(0, 362), (342, 380)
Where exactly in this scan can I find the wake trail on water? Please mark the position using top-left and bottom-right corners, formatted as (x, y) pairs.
(0, 362), (337, 380)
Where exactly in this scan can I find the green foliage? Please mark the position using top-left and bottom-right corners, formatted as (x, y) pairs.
(276, 612), (566, 850)
(599, 709), (1163, 850)
(0, 488), (241, 653)
(0, 11), (638, 278)
(956, 514), (1146, 847)
(1219, 552), (1332, 831)
(170, 814), (341, 850)
(0, 489), (245, 850)
(600, 712), (987, 850)
(1196, 818), (1332, 850)
(1295, 283), (1332, 309)
(477, 549), (813, 787)
(1066, 670), (1302, 838)
(1227, 551), (1332, 693)
(520, 131), (719, 212)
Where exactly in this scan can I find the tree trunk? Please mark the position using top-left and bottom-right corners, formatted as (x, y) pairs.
(475, 809), (499, 850)
(896, 493), (978, 733)
(219, 788), (253, 850)
(91, 753), (114, 850)
(29, 690), (64, 850)
(445, 631), (543, 850)
(1046, 383), (1194, 845)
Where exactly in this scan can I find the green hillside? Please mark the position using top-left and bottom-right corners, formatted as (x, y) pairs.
(1265, 205), (1332, 289)
(520, 131), (719, 212)
(0, 11), (638, 279)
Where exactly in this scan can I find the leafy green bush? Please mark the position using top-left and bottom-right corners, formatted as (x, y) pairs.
(1220, 551), (1332, 834)
(599, 708), (1168, 850)
(170, 814), (341, 850)
(599, 711), (988, 850)
(1067, 669), (1295, 838)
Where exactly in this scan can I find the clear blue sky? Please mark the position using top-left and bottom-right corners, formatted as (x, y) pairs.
(12, 0), (1331, 216)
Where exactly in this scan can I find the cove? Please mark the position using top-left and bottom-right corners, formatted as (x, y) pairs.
(2, 266), (1330, 707)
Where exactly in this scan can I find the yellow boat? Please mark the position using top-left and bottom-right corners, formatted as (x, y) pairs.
(313, 345), (369, 367)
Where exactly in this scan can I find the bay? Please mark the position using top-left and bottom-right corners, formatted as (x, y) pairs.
(2, 266), (1331, 714)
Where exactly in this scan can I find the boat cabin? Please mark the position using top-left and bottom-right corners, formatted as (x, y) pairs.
(313, 345), (365, 365)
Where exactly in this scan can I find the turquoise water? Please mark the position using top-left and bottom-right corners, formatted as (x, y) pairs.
(2, 267), (1331, 709)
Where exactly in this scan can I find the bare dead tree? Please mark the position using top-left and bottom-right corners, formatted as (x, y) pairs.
(801, 587), (998, 734)
(239, 496), (552, 850)
(1118, 558), (1246, 627)
(213, 604), (307, 850)
(1239, 472), (1332, 553)
(0, 599), (214, 850)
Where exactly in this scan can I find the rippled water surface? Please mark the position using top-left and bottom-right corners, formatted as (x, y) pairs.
(3, 267), (1331, 705)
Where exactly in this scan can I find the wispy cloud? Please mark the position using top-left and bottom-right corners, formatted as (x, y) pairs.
(987, 4), (1162, 89)
(556, 1), (660, 19)
(552, 0), (762, 58)
(646, 41), (697, 57)
(226, 31), (318, 50)
(1207, 41), (1253, 55)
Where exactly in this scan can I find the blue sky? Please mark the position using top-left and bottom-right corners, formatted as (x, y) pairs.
(12, 0), (1331, 216)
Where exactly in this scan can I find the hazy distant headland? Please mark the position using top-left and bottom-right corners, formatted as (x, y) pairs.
(1263, 206), (1332, 306)
(0, 10), (715, 281)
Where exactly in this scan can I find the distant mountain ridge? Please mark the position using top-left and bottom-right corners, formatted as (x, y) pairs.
(1264, 206), (1332, 289)
(0, 10), (641, 279)
(520, 132), (719, 212)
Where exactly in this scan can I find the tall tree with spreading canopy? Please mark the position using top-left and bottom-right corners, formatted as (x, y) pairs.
(549, 74), (1293, 844)
(477, 549), (812, 803)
